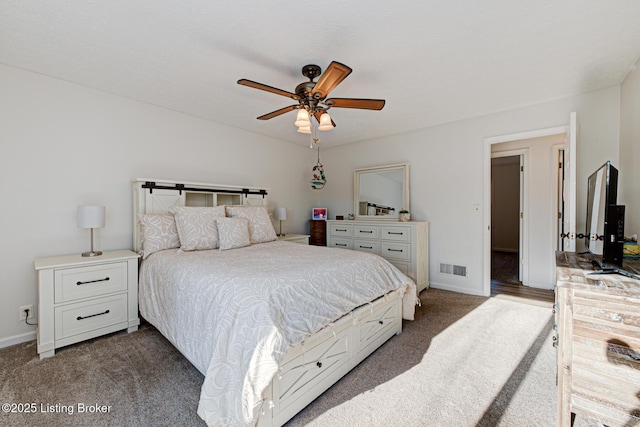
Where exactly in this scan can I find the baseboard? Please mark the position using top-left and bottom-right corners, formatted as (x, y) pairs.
(0, 331), (36, 349)
(429, 281), (488, 297)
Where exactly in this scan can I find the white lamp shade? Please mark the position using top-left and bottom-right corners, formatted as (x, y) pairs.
(77, 205), (105, 228)
(297, 126), (311, 134)
(274, 207), (287, 221)
(318, 112), (334, 131)
(294, 109), (310, 127)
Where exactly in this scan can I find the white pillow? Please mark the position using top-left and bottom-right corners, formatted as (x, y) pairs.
(169, 206), (226, 251)
(225, 206), (277, 244)
(217, 218), (251, 250)
(137, 214), (181, 259)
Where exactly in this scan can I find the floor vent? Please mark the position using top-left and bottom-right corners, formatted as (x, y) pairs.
(439, 263), (468, 277)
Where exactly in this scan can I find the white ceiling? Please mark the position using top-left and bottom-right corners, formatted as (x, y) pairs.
(2, 1), (640, 148)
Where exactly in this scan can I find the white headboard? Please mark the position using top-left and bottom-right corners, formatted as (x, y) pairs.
(131, 178), (269, 253)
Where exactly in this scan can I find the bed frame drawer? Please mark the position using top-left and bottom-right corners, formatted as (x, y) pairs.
(355, 293), (402, 357)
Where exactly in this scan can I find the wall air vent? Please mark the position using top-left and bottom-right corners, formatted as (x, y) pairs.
(439, 262), (468, 277)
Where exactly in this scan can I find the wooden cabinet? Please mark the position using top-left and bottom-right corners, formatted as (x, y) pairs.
(327, 220), (429, 293)
(309, 219), (326, 246)
(35, 250), (140, 359)
(555, 252), (640, 426)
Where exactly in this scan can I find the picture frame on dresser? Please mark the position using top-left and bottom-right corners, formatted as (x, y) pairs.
(312, 208), (327, 220)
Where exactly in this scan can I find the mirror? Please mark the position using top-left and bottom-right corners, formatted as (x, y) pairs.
(354, 163), (409, 220)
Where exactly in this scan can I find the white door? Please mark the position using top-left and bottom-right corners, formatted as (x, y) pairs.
(518, 154), (524, 282)
(562, 112), (577, 252)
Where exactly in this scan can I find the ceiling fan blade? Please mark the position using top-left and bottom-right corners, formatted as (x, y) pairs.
(257, 105), (297, 120)
(311, 61), (352, 99)
(313, 110), (337, 128)
(326, 98), (385, 110)
(238, 79), (298, 99)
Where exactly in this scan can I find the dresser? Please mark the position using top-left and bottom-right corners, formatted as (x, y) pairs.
(309, 219), (327, 246)
(34, 250), (140, 359)
(555, 252), (640, 426)
(326, 220), (429, 293)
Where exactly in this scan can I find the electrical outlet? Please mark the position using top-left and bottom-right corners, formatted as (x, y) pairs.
(19, 304), (34, 321)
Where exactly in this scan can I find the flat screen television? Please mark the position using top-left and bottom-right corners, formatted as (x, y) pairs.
(584, 161), (638, 279)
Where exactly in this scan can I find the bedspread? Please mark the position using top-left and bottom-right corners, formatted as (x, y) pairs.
(138, 241), (417, 426)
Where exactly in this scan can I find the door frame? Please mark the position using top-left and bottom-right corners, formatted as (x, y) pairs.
(482, 125), (568, 296)
(491, 149), (528, 284)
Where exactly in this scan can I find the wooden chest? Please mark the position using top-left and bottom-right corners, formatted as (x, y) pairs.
(555, 252), (640, 426)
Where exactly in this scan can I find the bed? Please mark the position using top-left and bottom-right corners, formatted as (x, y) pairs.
(132, 178), (418, 426)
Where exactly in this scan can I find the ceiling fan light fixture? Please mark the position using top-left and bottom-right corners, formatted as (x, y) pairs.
(294, 109), (310, 127)
(297, 125), (311, 134)
(318, 113), (334, 131)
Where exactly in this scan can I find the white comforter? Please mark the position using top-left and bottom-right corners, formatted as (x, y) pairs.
(139, 241), (417, 426)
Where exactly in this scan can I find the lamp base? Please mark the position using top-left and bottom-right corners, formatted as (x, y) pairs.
(81, 251), (102, 257)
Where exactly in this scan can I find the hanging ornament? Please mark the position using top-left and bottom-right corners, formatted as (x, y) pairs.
(310, 139), (326, 190)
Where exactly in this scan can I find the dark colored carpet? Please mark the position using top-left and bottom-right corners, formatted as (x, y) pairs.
(1, 289), (572, 426)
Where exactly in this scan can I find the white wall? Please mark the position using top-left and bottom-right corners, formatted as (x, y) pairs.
(620, 60), (640, 236)
(317, 87), (620, 295)
(0, 64), (316, 345)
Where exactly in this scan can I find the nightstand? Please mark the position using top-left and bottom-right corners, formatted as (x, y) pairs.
(34, 250), (140, 359)
(278, 234), (310, 244)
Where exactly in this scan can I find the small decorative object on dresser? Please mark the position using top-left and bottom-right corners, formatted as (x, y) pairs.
(312, 207), (327, 220)
(34, 250), (140, 359)
(398, 210), (410, 222)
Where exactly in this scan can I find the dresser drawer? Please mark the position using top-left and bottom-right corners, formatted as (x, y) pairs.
(380, 226), (411, 242)
(388, 260), (409, 276)
(328, 238), (353, 250)
(54, 294), (128, 340)
(353, 225), (379, 239)
(54, 262), (128, 303)
(381, 242), (410, 261)
(329, 223), (353, 237)
(353, 239), (379, 254)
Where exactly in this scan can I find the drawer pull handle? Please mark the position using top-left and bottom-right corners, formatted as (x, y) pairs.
(76, 277), (110, 286)
(379, 320), (384, 325)
(316, 361), (322, 368)
(359, 230), (373, 233)
(387, 248), (403, 252)
(336, 243), (347, 247)
(336, 229), (347, 232)
(388, 232), (403, 235)
(360, 246), (373, 249)
(77, 309), (110, 321)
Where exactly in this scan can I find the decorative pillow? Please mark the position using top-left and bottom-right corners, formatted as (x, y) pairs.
(169, 206), (226, 251)
(137, 214), (180, 259)
(225, 206), (277, 244)
(217, 218), (251, 250)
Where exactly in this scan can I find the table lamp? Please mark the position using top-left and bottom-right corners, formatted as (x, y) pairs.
(274, 207), (287, 236)
(77, 205), (105, 257)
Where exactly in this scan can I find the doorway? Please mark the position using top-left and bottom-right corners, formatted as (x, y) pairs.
(491, 154), (523, 287)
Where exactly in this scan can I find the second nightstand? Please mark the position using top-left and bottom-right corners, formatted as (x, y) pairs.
(278, 234), (310, 245)
(34, 250), (140, 359)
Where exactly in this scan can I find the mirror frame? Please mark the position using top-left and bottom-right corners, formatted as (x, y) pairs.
(354, 163), (410, 221)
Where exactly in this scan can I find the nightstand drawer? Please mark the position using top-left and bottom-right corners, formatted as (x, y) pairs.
(381, 242), (410, 261)
(54, 262), (128, 303)
(54, 294), (128, 340)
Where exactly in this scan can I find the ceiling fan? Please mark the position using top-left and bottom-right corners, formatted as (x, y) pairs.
(237, 61), (385, 132)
